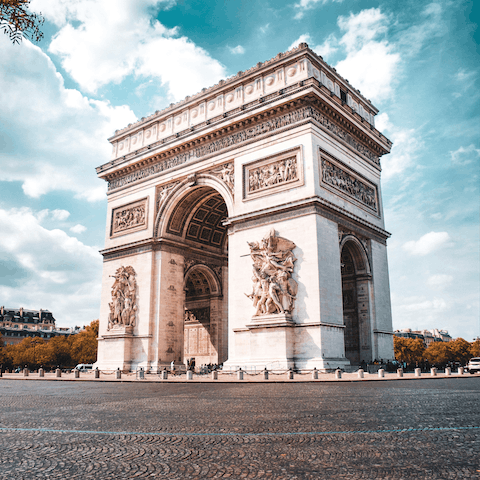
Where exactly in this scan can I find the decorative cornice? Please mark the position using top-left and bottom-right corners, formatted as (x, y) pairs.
(106, 100), (383, 192)
(224, 195), (391, 241)
(108, 43), (378, 141)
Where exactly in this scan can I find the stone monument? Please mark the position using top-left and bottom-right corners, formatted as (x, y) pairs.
(94, 43), (394, 372)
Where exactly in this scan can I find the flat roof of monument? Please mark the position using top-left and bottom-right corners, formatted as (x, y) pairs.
(108, 43), (379, 142)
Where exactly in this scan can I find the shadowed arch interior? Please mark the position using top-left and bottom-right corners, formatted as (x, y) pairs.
(166, 187), (227, 250)
(341, 239), (372, 365)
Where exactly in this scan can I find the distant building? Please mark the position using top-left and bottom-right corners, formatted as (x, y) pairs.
(394, 328), (453, 347)
(0, 306), (79, 346)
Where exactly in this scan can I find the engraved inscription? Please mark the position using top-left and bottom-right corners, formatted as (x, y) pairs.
(321, 158), (377, 212)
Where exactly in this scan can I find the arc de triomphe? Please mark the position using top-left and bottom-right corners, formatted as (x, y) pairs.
(95, 43), (394, 372)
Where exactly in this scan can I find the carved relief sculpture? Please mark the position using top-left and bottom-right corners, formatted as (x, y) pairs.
(246, 228), (298, 316)
(210, 162), (234, 194)
(111, 199), (147, 237)
(244, 147), (303, 200)
(108, 106), (379, 191)
(248, 155), (297, 193)
(156, 181), (179, 213)
(321, 157), (378, 212)
(107, 266), (137, 330)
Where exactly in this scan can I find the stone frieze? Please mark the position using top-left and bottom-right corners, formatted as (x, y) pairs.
(111, 198), (147, 237)
(108, 106), (380, 191)
(321, 158), (378, 212)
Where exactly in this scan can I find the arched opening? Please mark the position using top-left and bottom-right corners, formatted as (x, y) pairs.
(340, 237), (372, 366)
(158, 182), (229, 370)
(183, 265), (223, 366)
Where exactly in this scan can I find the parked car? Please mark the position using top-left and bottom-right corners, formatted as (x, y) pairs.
(74, 364), (94, 372)
(466, 357), (480, 374)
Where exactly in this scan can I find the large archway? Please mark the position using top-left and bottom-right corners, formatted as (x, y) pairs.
(158, 182), (230, 369)
(340, 236), (372, 366)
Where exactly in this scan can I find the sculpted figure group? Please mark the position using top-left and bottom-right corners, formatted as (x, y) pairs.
(112, 205), (145, 234)
(107, 266), (137, 330)
(247, 229), (298, 317)
(248, 157), (297, 193)
(321, 158), (377, 211)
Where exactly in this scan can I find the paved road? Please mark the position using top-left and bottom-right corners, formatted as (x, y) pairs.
(0, 378), (479, 479)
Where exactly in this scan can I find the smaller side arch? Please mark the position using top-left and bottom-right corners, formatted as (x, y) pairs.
(183, 263), (222, 298)
(339, 234), (371, 276)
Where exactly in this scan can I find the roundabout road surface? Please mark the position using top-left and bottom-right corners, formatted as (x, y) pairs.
(0, 378), (479, 479)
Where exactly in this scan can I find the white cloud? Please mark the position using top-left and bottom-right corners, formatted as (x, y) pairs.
(426, 274), (453, 288)
(375, 113), (423, 180)
(401, 296), (448, 312)
(36, 209), (70, 222)
(294, 0), (344, 20)
(0, 207), (102, 326)
(334, 8), (400, 103)
(0, 37), (136, 201)
(402, 231), (452, 256)
(312, 34), (338, 61)
(259, 23), (270, 35)
(51, 209), (71, 221)
(288, 34), (311, 52)
(31, 0), (226, 101)
(450, 144), (480, 166)
(70, 224), (87, 234)
(229, 45), (245, 55)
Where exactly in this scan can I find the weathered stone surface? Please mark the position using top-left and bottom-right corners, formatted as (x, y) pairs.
(95, 45), (394, 372)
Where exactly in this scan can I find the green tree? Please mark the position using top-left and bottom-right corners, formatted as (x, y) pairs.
(0, 0), (44, 44)
(394, 337), (425, 365)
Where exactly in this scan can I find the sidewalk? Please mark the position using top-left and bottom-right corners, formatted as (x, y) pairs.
(1, 370), (478, 383)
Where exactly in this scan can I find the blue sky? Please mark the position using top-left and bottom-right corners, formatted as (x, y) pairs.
(0, 0), (478, 339)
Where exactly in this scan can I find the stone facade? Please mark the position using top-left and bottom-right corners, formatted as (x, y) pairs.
(95, 43), (394, 372)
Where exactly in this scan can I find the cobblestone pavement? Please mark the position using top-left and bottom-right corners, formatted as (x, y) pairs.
(0, 378), (479, 479)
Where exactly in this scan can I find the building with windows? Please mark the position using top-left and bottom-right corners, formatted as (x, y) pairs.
(0, 306), (78, 346)
(394, 328), (453, 347)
